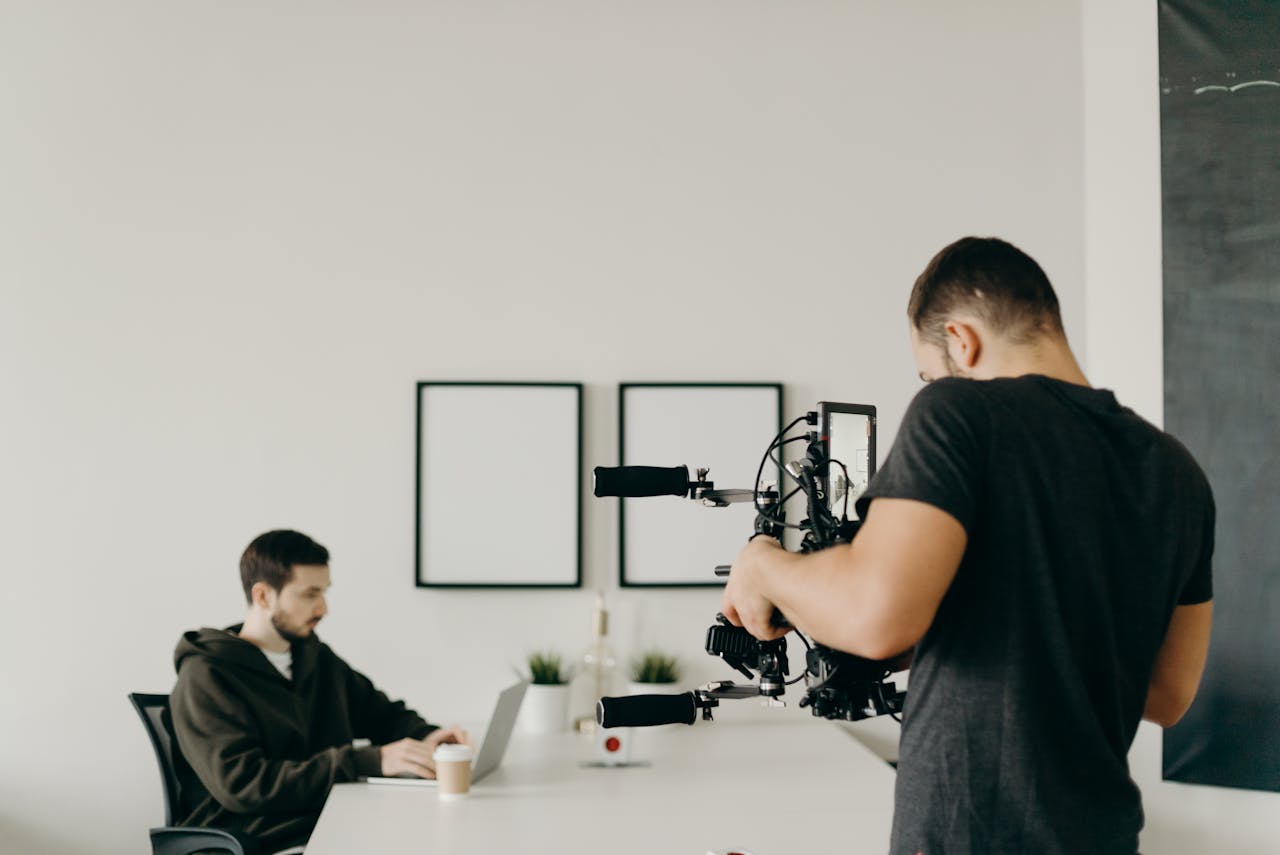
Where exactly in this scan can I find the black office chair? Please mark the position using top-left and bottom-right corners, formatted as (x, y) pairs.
(128, 692), (260, 855)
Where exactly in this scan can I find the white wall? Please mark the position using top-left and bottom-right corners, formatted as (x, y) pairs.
(1082, 0), (1163, 422)
(0, 3), (1091, 853)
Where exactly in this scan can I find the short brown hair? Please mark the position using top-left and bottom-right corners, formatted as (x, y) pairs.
(240, 530), (329, 603)
(908, 237), (1064, 346)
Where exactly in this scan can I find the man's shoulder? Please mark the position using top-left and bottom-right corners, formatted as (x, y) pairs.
(913, 376), (980, 401)
(1151, 428), (1214, 505)
(901, 378), (994, 437)
(919, 375), (1132, 429)
(294, 635), (355, 678)
(301, 634), (341, 661)
(909, 376), (1002, 411)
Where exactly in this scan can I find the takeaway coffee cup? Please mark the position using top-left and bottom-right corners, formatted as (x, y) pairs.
(433, 743), (474, 799)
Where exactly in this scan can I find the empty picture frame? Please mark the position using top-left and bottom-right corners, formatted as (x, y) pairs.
(416, 382), (582, 588)
(619, 383), (782, 587)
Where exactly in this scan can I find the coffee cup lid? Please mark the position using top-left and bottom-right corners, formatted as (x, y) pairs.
(433, 742), (474, 762)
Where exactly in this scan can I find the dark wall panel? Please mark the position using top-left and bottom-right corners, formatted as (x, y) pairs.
(1159, 0), (1280, 792)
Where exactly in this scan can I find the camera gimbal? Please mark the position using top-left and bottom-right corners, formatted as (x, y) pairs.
(593, 406), (906, 728)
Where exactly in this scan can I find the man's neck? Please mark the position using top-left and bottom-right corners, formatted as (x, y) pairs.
(237, 611), (290, 654)
(982, 338), (1090, 387)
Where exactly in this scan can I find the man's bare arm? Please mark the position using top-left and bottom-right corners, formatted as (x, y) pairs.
(722, 498), (967, 660)
(1144, 601), (1213, 727)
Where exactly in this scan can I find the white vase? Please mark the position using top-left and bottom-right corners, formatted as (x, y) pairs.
(627, 681), (679, 696)
(519, 683), (570, 734)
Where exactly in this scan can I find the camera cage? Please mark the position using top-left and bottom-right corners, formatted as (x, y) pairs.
(593, 404), (906, 727)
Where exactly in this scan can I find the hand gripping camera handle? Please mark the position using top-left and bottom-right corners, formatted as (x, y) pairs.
(596, 692), (697, 728)
(593, 465), (690, 498)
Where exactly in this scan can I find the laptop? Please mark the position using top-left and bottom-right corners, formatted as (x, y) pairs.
(366, 681), (528, 786)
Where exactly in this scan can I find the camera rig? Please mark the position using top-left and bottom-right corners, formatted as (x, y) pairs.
(593, 406), (906, 729)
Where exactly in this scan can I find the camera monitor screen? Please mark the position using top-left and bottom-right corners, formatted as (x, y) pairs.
(818, 402), (876, 521)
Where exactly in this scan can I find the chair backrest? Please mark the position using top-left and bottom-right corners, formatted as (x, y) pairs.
(128, 692), (187, 826)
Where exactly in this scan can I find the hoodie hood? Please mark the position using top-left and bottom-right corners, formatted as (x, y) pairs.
(174, 623), (319, 680)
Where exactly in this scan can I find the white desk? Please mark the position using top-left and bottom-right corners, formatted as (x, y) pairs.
(306, 717), (897, 855)
(838, 717), (1280, 854)
(1127, 721), (1280, 853)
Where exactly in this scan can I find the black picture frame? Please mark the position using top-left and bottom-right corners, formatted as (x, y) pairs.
(415, 381), (583, 589)
(617, 382), (783, 588)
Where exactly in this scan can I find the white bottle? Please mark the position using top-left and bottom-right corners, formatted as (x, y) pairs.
(573, 592), (617, 732)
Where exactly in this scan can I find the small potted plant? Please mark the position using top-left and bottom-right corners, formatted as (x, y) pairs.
(628, 651), (682, 695)
(519, 650), (571, 733)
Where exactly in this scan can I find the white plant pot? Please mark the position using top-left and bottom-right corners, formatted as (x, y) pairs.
(628, 681), (679, 696)
(519, 683), (570, 734)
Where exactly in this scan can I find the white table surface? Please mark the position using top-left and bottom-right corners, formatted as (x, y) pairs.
(305, 716), (898, 855)
(1126, 721), (1280, 853)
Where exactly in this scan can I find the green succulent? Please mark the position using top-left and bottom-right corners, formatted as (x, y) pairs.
(526, 650), (568, 685)
(631, 651), (681, 684)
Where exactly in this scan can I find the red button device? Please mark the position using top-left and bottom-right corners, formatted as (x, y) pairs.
(604, 736), (622, 753)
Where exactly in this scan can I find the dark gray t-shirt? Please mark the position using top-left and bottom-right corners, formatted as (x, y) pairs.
(856, 375), (1214, 855)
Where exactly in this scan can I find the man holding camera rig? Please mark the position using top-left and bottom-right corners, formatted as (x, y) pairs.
(722, 237), (1214, 855)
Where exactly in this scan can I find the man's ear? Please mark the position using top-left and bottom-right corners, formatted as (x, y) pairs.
(250, 581), (277, 610)
(943, 320), (982, 371)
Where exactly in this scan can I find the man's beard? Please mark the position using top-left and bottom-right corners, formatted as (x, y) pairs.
(271, 611), (319, 644)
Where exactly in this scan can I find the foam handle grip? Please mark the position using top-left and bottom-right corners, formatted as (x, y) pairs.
(596, 693), (697, 728)
(592, 465), (690, 498)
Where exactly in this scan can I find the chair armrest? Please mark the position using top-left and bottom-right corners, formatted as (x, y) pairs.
(149, 825), (257, 855)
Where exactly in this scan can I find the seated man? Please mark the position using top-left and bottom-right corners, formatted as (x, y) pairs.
(170, 529), (468, 851)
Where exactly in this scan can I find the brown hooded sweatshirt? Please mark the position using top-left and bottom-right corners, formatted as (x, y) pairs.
(169, 624), (435, 850)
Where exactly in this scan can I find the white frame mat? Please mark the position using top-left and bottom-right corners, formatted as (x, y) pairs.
(618, 383), (782, 587)
(416, 382), (582, 588)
